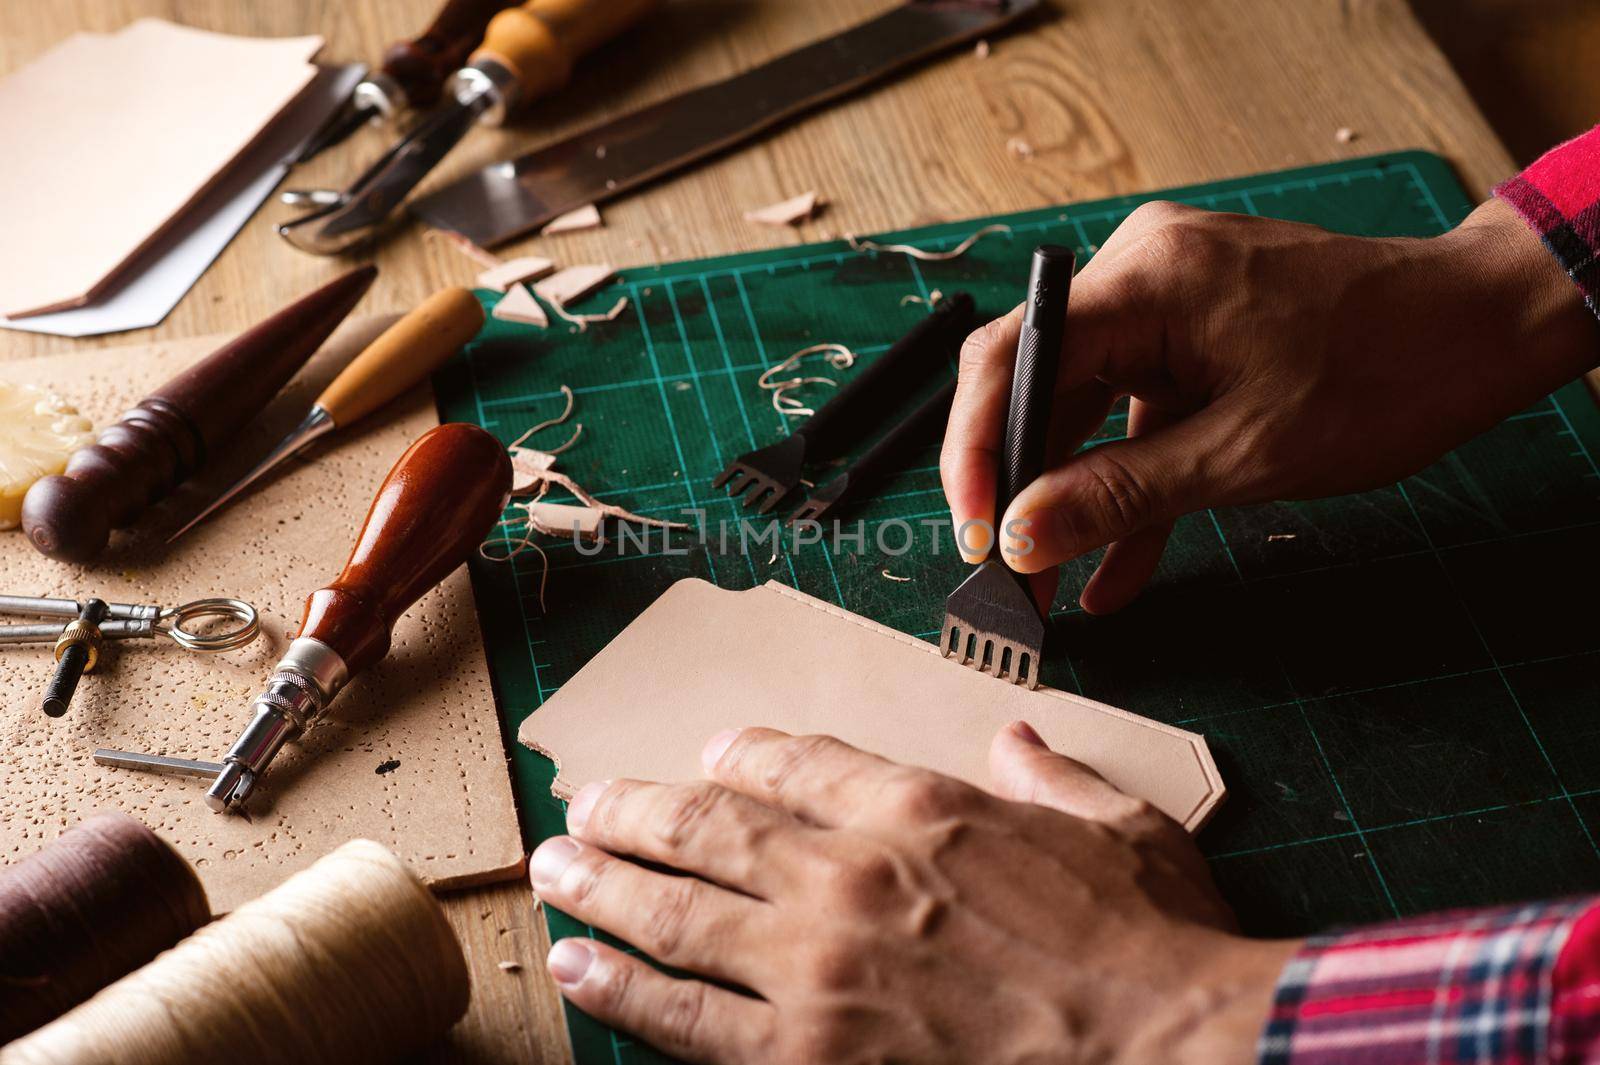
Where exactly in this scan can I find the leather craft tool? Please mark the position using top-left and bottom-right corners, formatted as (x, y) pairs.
(411, 0), (1040, 248)
(788, 378), (959, 525)
(713, 292), (975, 514)
(278, 0), (659, 254)
(940, 245), (1073, 689)
(0, 594), (260, 718)
(94, 422), (512, 814)
(166, 286), (487, 542)
(292, 0), (520, 164)
(19, 266), (377, 563)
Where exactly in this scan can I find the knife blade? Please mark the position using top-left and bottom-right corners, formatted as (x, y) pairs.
(410, 0), (1041, 248)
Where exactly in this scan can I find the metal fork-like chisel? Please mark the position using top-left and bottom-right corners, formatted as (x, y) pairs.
(940, 245), (1074, 689)
(713, 292), (976, 513)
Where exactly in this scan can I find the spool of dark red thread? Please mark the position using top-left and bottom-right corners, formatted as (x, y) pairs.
(0, 813), (209, 1044)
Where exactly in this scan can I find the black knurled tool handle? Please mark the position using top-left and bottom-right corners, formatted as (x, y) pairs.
(994, 245), (1074, 554)
(834, 378), (957, 491)
(795, 291), (976, 461)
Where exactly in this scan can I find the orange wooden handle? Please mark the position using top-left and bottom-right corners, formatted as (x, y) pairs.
(315, 287), (485, 428)
(297, 423), (511, 674)
(473, 0), (658, 104)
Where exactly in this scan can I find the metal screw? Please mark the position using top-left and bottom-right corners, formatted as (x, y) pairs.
(43, 599), (108, 718)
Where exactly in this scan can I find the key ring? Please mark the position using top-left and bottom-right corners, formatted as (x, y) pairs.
(153, 598), (260, 653)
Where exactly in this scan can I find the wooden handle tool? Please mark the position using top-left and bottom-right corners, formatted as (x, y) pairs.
(20, 267), (377, 564)
(279, 0), (657, 252)
(95, 423), (513, 813)
(294, 0), (522, 162)
(470, 0), (660, 111)
(166, 286), (486, 543)
(382, 0), (524, 110)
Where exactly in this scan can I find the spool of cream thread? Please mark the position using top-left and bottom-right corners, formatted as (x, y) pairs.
(0, 813), (209, 1044)
(1, 840), (471, 1065)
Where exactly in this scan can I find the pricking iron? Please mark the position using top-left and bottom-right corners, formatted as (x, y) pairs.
(713, 293), (975, 513)
(940, 245), (1074, 689)
(94, 423), (513, 814)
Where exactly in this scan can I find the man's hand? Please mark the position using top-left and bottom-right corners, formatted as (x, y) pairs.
(942, 198), (1598, 613)
(530, 724), (1298, 1065)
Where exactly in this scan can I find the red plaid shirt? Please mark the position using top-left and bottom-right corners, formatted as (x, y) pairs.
(1259, 125), (1600, 1065)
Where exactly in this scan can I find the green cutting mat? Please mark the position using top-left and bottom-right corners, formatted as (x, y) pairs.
(435, 151), (1600, 1065)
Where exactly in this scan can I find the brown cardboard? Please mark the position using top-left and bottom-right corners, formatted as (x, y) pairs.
(0, 317), (524, 910)
(521, 580), (1226, 832)
(0, 20), (321, 318)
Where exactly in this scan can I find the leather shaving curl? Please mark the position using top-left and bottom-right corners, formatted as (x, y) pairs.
(483, 386), (686, 609)
(548, 295), (630, 332)
(758, 343), (856, 418)
(846, 223), (1011, 262)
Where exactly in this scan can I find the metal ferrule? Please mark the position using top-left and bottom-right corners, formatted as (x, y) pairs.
(353, 71), (406, 120)
(447, 60), (517, 127)
(206, 638), (350, 812)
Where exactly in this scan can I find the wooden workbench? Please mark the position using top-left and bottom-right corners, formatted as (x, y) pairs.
(0, 1), (1529, 1061)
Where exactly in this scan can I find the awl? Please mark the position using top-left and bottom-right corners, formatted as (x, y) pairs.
(279, 0), (658, 253)
(293, 0), (521, 163)
(940, 245), (1074, 689)
(166, 286), (486, 541)
(98, 423), (513, 813)
(413, 0), (1041, 248)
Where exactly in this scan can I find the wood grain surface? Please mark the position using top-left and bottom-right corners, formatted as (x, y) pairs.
(0, 1), (1561, 1061)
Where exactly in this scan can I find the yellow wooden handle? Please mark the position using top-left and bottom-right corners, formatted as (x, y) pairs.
(472, 0), (658, 105)
(315, 287), (485, 428)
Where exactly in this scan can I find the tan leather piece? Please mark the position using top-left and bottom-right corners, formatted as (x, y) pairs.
(743, 191), (821, 228)
(541, 204), (603, 235)
(475, 257), (555, 294)
(534, 265), (615, 307)
(0, 20), (321, 319)
(521, 580), (1226, 832)
(491, 284), (549, 328)
(0, 317), (523, 910)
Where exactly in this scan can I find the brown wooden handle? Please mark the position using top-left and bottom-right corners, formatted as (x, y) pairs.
(381, 0), (521, 109)
(20, 267), (377, 564)
(296, 423), (511, 675)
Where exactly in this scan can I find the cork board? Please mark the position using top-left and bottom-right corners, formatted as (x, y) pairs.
(0, 317), (524, 910)
(522, 580), (1225, 832)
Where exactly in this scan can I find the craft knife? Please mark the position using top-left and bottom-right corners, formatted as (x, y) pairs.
(166, 286), (486, 543)
(293, 0), (522, 164)
(279, 0), (659, 254)
(940, 245), (1073, 689)
(413, 0), (1041, 247)
(96, 423), (512, 814)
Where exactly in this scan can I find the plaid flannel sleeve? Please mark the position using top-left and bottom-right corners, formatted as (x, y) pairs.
(1256, 897), (1600, 1065)
(1496, 125), (1600, 317)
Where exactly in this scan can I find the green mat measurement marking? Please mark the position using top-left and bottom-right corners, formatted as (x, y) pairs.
(434, 151), (1600, 1065)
